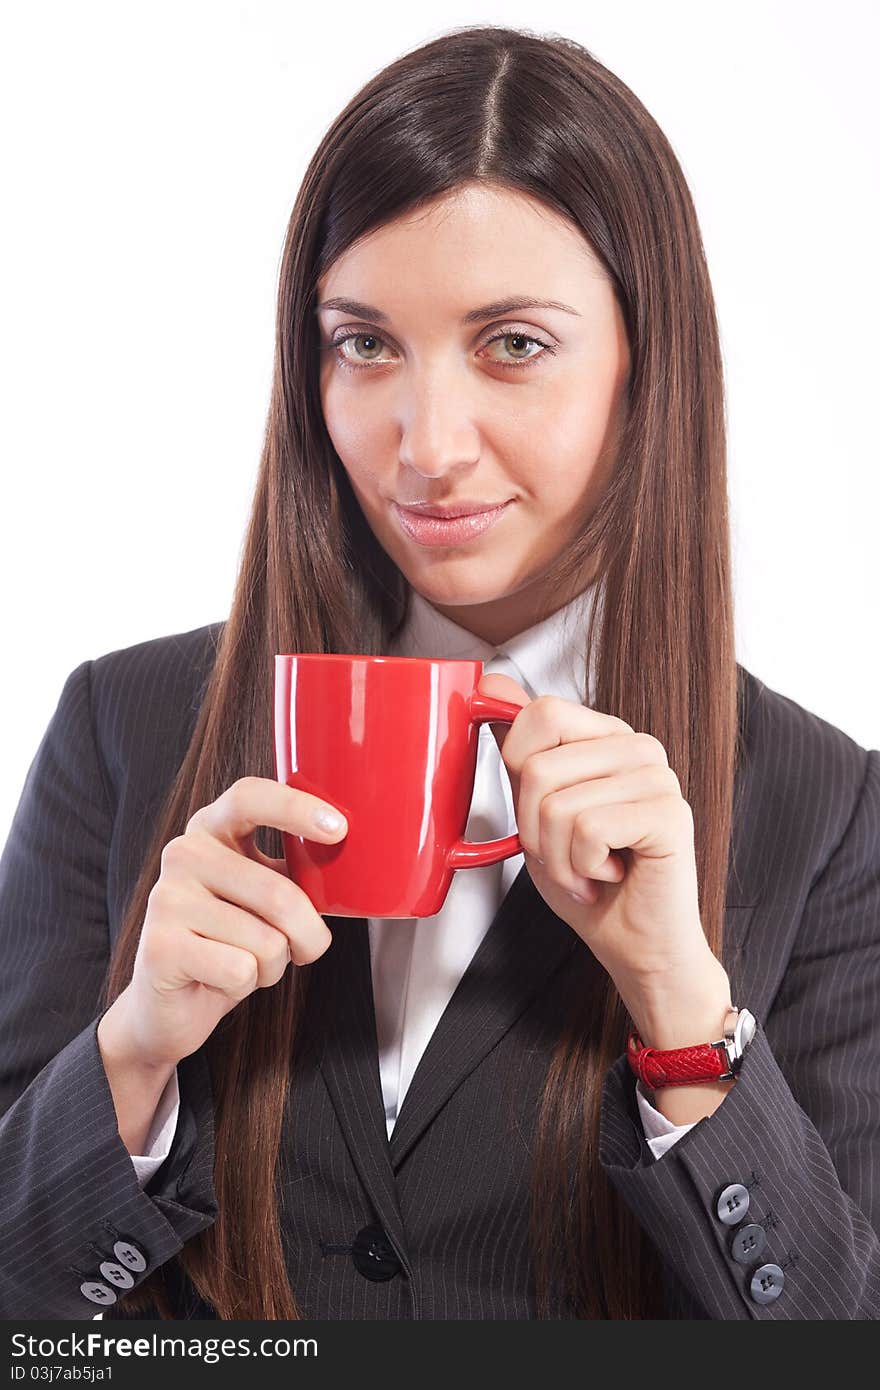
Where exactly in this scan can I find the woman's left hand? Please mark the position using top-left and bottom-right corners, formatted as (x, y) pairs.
(479, 671), (734, 1051)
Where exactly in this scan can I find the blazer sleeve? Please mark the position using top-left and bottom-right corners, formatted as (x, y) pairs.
(598, 746), (880, 1320)
(0, 659), (218, 1320)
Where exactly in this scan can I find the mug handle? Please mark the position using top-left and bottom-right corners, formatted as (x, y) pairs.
(446, 693), (524, 870)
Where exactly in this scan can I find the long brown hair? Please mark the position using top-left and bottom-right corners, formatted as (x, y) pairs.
(105, 24), (738, 1319)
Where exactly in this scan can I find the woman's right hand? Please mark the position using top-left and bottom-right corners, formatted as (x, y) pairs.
(103, 777), (347, 1070)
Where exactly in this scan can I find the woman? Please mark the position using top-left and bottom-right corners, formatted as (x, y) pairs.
(1, 25), (878, 1321)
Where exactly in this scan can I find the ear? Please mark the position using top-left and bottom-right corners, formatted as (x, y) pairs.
(477, 670), (531, 755)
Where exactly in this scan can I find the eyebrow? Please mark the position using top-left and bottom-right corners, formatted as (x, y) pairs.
(314, 295), (581, 324)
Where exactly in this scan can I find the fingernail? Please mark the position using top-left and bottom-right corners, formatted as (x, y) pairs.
(568, 890), (587, 903)
(314, 807), (345, 832)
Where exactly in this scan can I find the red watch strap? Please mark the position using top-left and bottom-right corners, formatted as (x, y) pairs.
(626, 1031), (728, 1088)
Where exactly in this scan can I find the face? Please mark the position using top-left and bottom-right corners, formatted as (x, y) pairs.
(316, 180), (631, 647)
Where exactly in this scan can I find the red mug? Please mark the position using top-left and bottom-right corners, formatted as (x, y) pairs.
(273, 653), (525, 918)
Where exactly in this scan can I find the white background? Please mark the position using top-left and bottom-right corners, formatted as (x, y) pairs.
(1, 0), (878, 845)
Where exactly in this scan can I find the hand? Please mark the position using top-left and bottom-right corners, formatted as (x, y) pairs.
(479, 672), (733, 1047)
(101, 777), (348, 1070)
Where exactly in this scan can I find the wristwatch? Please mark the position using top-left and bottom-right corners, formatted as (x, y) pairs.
(626, 1006), (757, 1088)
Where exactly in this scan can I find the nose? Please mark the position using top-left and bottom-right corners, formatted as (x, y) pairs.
(397, 366), (481, 479)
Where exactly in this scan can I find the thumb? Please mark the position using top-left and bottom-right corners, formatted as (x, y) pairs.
(477, 670), (531, 754)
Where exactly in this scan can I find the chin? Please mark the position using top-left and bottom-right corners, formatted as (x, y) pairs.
(406, 574), (519, 609)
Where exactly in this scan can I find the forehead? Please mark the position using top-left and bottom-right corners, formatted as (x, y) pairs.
(316, 183), (610, 311)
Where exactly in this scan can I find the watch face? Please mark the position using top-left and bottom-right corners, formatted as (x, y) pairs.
(734, 1008), (757, 1054)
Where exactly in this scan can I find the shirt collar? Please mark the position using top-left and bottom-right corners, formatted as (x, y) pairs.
(390, 581), (601, 707)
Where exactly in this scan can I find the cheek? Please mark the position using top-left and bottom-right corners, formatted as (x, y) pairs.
(321, 378), (387, 489)
(503, 382), (619, 506)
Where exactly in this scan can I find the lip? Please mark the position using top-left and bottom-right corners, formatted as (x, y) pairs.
(392, 499), (513, 548)
(396, 499), (512, 518)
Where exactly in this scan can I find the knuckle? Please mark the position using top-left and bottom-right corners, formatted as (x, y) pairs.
(228, 775), (267, 816)
(291, 923), (332, 965)
(222, 779), (252, 817)
(231, 952), (259, 993)
(539, 792), (567, 833)
(268, 938), (292, 979)
(531, 695), (561, 729)
(265, 876), (298, 925)
(519, 755), (542, 794)
(604, 711), (634, 733)
(160, 836), (189, 872)
(140, 914), (174, 970)
(634, 731), (667, 763)
(574, 809), (602, 844)
(145, 878), (169, 920)
(184, 806), (208, 835)
(663, 765), (682, 795)
(258, 922), (291, 972)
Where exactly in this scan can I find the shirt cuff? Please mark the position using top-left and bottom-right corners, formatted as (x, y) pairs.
(635, 1077), (698, 1160)
(128, 1067), (181, 1187)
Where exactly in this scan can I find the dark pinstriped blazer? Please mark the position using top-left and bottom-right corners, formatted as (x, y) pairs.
(1, 621), (879, 1320)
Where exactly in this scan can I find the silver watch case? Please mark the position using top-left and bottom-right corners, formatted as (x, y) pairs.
(710, 1007), (757, 1080)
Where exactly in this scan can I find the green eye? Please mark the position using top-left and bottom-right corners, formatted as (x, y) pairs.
(326, 326), (557, 373)
(483, 331), (549, 364)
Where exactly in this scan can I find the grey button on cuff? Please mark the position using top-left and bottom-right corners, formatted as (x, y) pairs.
(99, 1259), (135, 1289)
(80, 1280), (117, 1306)
(729, 1222), (766, 1264)
(750, 1262), (785, 1305)
(79, 1237), (148, 1307)
(112, 1240), (147, 1273)
(715, 1182), (750, 1226)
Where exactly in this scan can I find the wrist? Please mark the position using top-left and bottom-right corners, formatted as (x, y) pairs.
(97, 994), (177, 1156)
(623, 953), (733, 1052)
(622, 956), (741, 1126)
(97, 989), (176, 1081)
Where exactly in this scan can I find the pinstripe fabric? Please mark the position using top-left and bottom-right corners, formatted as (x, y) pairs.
(1, 622), (878, 1319)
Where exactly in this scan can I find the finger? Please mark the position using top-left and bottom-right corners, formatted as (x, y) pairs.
(151, 876), (330, 978)
(477, 671), (531, 759)
(161, 832), (332, 962)
(516, 737), (673, 853)
(184, 895), (293, 987)
(498, 696), (636, 802)
(527, 848), (617, 911)
(184, 887), (330, 976)
(158, 927), (262, 1000)
(533, 768), (681, 896)
(186, 776), (349, 852)
(580, 850), (628, 883)
(569, 792), (693, 881)
(536, 822), (626, 901)
(477, 671), (530, 708)
(567, 877), (601, 906)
